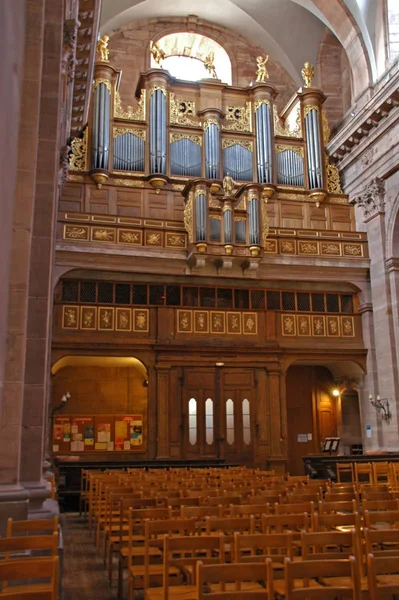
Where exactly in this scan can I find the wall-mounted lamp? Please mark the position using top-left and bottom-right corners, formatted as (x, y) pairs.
(369, 394), (391, 421)
(332, 388), (340, 397)
(50, 392), (70, 424)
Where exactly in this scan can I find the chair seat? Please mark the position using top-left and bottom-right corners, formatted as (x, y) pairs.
(146, 584), (197, 600)
(120, 546), (161, 558)
(208, 581), (265, 592)
(128, 565), (180, 577)
(274, 577), (322, 596)
(0, 582), (53, 596)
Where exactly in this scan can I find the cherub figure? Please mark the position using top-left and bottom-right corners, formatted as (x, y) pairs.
(204, 52), (218, 78)
(301, 62), (315, 88)
(256, 56), (269, 82)
(223, 173), (235, 197)
(150, 40), (165, 65)
(97, 35), (109, 62)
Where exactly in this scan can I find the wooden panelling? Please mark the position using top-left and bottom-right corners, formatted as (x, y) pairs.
(146, 191), (171, 219)
(331, 205), (353, 231)
(281, 203), (304, 228)
(116, 190), (143, 217)
(309, 205), (328, 230)
(59, 182), (84, 212)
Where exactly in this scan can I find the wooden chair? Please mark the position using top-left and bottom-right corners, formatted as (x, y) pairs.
(325, 491), (360, 504)
(285, 556), (360, 600)
(313, 511), (362, 534)
(145, 534), (225, 600)
(128, 517), (196, 600)
(364, 509), (399, 530)
(0, 556), (58, 599)
(355, 462), (374, 485)
(336, 462), (355, 483)
(0, 533), (59, 560)
(363, 499), (399, 513)
(364, 527), (399, 557)
(389, 463), (399, 489)
(318, 499), (358, 515)
(372, 462), (390, 485)
(367, 553), (399, 600)
(196, 559), (274, 599)
(6, 517), (59, 537)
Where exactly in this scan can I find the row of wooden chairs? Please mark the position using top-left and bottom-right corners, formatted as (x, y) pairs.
(0, 516), (59, 599)
(337, 461), (399, 486)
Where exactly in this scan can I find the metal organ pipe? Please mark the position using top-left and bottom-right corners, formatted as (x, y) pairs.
(195, 193), (207, 242)
(256, 103), (273, 184)
(248, 197), (260, 245)
(224, 209), (232, 244)
(150, 89), (167, 174)
(305, 108), (323, 189)
(91, 82), (111, 170)
(205, 123), (220, 179)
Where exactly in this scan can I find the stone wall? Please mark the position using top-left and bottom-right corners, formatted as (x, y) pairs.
(107, 16), (297, 113)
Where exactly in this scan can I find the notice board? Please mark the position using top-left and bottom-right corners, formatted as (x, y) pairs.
(52, 414), (144, 453)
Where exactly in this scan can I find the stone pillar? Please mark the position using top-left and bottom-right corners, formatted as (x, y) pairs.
(0, 0), (46, 529)
(353, 178), (399, 449)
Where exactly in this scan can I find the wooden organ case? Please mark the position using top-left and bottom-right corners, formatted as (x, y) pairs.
(54, 48), (368, 473)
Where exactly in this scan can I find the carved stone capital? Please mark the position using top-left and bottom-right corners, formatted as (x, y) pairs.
(62, 18), (80, 84)
(352, 177), (386, 219)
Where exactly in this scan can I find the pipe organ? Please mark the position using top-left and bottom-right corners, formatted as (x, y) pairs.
(84, 56), (334, 202)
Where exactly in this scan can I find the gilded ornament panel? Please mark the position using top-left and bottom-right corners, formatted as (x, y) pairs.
(282, 314), (296, 336)
(321, 242), (341, 256)
(81, 307), (97, 330)
(170, 133), (202, 146)
(343, 244), (363, 257)
(69, 128), (88, 172)
(166, 233), (186, 248)
(280, 240), (296, 254)
(242, 313), (257, 335)
(222, 139), (253, 152)
(91, 227), (116, 243)
(275, 144), (304, 157)
(341, 316), (355, 337)
(223, 102), (252, 133)
(298, 241), (319, 255)
(327, 316), (340, 337)
(113, 179), (145, 188)
(133, 309), (149, 333)
(145, 231), (163, 246)
(170, 94), (197, 126)
(98, 307), (114, 331)
(113, 127), (146, 140)
(114, 89), (146, 121)
(264, 239), (277, 253)
(117, 229), (142, 245)
(297, 315), (311, 336)
(194, 311), (209, 334)
(211, 312), (226, 334)
(312, 315), (326, 337)
(184, 195), (194, 243)
(64, 225), (90, 241)
(177, 310), (193, 334)
(116, 308), (132, 332)
(227, 312), (242, 335)
(62, 306), (79, 330)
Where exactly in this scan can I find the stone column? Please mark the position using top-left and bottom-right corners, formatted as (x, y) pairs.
(0, 0), (46, 529)
(353, 178), (399, 449)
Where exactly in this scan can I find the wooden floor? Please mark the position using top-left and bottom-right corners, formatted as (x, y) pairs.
(61, 514), (142, 600)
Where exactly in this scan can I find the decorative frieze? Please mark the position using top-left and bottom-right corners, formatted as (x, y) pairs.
(352, 177), (386, 219)
(176, 310), (258, 336)
(62, 306), (149, 333)
(281, 314), (355, 338)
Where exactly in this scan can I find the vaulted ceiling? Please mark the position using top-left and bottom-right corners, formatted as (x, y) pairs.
(100, 0), (378, 95)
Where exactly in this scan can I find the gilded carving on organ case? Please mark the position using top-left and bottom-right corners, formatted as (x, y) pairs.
(312, 315), (326, 337)
(282, 315), (296, 336)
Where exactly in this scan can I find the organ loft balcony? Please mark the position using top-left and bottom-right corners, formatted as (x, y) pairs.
(58, 46), (369, 280)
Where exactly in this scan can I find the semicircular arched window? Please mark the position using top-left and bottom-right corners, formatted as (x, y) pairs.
(151, 32), (232, 85)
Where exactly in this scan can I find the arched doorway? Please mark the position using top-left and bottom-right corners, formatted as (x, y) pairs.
(285, 361), (364, 474)
(50, 356), (148, 456)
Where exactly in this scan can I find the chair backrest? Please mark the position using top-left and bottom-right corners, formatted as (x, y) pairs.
(0, 556), (58, 599)
(262, 512), (309, 537)
(234, 531), (293, 564)
(229, 503), (270, 517)
(284, 556), (359, 600)
(336, 462), (354, 483)
(324, 491), (359, 503)
(367, 552), (399, 600)
(301, 529), (363, 574)
(363, 499), (399, 513)
(313, 511), (361, 533)
(180, 505), (223, 519)
(0, 533), (59, 557)
(205, 516), (255, 539)
(354, 462), (373, 484)
(196, 559), (273, 599)
(318, 499), (357, 514)
(364, 527), (399, 557)
(6, 517), (59, 537)
(364, 509), (399, 529)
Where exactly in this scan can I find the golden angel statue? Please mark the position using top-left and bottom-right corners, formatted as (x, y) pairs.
(256, 56), (269, 82)
(97, 35), (110, 62)
(301, 62), (315, 88)
(204, 52), (218, 79)
(223, 173), (235, 197)
(150, 40), (165, 65)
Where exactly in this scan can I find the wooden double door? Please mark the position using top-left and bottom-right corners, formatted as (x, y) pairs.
(182, 368), (256, 465)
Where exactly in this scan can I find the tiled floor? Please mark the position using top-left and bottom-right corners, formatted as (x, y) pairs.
(61, 514), (140, 600)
